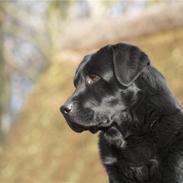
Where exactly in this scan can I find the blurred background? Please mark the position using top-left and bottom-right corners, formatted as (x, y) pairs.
(0, 0), (182, 183)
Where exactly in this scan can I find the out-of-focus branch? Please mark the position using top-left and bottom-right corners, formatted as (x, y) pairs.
(61, 3), (183, 51)
(4, 25), (51, 61)
(5, 58), (36, 80)
(0, 4), (7, 136)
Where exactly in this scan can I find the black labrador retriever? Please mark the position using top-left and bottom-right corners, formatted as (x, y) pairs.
(60, 43), (183, 183)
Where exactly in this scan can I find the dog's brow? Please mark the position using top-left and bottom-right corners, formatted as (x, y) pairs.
(74, 55), (91, 86)
(73, 73), (80, 87)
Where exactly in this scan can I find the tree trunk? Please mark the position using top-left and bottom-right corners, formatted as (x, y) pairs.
(0, 8), (6, 139)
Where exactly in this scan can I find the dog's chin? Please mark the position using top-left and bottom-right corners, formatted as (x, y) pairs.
(66, 121), (102, 134)
(65, 117), (113, 134)
(68, 121), (99, 134)
(66, 120), (84, 133)
(89, 127), (99, 134)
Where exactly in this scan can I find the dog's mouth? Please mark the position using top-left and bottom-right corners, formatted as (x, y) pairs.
(66, 118), (113, 134)
(66, 120), (84, 133)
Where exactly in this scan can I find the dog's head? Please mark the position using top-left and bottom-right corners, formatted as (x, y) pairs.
(60, 43), (150, 133)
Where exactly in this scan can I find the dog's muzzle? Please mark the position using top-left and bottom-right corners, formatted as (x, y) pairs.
(60, 103), (113, 133)
(60, 103), (83, 133)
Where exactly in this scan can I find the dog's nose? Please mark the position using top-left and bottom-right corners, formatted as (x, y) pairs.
(60, 103), (72, 114)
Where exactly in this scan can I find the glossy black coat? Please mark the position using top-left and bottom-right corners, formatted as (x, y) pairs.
(61, 43), (183, 183)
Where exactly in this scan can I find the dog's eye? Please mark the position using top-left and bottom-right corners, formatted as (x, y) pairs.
(87, 74), (100, 84)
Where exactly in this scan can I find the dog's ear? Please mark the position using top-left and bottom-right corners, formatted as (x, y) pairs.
(111, 43), (150, 87)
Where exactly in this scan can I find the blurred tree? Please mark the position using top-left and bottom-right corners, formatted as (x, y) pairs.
(102, 0), (117, 8)
(0, 4), (7, 139)
(46, 0), (72, 56)
(0, 1), (77, 132)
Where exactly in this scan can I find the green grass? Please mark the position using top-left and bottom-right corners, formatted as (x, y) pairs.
(0, 28), (183, 183)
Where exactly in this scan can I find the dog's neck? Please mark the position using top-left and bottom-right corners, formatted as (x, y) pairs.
(118, 66), (182, 140)
(103, 66), (183, 149)
(105, 91), (181, 151)
(136, 66), (181, 124)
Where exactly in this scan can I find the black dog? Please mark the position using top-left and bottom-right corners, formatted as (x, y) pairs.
(60, 43), (183, 183)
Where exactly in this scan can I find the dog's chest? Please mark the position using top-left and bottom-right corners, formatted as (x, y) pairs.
(101, 140), (157, 167)
(99, 133), (160, 181)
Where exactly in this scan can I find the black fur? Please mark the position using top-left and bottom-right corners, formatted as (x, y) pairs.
(60, 43), (183, 183)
